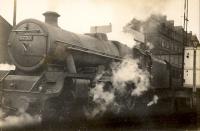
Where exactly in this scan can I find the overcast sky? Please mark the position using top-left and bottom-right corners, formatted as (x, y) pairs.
(0, 0), (199, 46)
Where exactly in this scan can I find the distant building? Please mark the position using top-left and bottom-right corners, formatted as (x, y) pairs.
(0, 15), (12, 63)
(183, 30), (200, 90)
(143, 15), (183, 68)
(184, 47), (200, 89)
(140, 14), (199, 87)
(124, 14), (199, 87)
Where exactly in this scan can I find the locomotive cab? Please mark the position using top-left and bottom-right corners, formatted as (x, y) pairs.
(132, 47), (152, 71)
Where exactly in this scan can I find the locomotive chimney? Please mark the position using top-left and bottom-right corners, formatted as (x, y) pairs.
(43, 11), (60, 27)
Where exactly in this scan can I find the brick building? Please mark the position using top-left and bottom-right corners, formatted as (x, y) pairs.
(124, 14), (199, 87)
(0, 15), (12, 63)
(143, 15), (182, 67)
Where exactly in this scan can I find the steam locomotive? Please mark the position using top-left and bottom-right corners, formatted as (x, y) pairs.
(0, 11), (178, 121)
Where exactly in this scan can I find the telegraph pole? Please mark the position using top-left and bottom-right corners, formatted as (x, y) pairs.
(183, 0), (189, 35)
(182, 0), (188, 87)
(13, 0), (17, 26)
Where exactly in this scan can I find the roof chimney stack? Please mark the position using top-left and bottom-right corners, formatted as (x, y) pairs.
(43, 11), (60, 27)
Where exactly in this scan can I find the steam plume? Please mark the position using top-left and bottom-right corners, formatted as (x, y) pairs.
(147, 95), (159, 107)
(87, 82), (115, 117)
(112, 57), (150, 96)
(87, 56), (150, 117)
(123, 14), (168, 50)
(47, 0), (61, 11)
(0, 64), (15, 70)
(0, 109), (41, 128)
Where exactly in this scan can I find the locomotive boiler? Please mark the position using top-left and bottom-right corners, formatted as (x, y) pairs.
(0, 11), (171, 121)
(8, 11), (131, 73)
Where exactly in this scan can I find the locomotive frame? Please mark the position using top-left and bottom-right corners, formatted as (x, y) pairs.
(0, 11), (198, 122)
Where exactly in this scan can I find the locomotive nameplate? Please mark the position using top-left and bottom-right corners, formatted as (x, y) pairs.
(18, 35), (33, 41)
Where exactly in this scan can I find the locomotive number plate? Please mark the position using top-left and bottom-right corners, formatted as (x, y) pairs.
(19, 35), (33, 41)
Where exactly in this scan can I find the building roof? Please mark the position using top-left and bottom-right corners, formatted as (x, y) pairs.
(0, 15), (12, 28)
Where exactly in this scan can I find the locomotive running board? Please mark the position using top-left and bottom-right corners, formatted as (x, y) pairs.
(64, 73), (111, 82)
(55, 40), (123, 61)
(64, 73), (94, 80)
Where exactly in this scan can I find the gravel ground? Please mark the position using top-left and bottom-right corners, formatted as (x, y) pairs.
(1, 113), (198, 131)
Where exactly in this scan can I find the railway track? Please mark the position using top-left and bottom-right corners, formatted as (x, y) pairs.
(1, 112), (198, 131)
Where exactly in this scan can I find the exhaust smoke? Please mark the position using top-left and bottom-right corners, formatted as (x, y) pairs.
(112, 56), (150, 96)
(0, 109), (41, 128)
(87, 56), (151, 118)
(147, 95), (159, 107)
(0, 64), (41, 128)
(0, 64), (15, 70)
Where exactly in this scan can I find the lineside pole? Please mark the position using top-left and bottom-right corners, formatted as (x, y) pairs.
(13, 0), (17, 26)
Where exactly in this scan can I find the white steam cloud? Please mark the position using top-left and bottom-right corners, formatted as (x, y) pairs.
(0, 109), (41, 128)
(0, 64), (15, 71)
(86, 83), (115, 117)
(147, 95), (159, 107)
(146, 42), (154, 50)
(0, 64), (41, 128)
(112, 57), (150, 96)
(87, 56), (150, 117)
(47, 0), (61, 11)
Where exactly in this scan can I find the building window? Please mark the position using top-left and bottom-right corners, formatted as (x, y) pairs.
(166, 43), (169, 49)
(172, 44), (174, 51)
(174, 45), (177, 51)
(161, 40), (165, 47)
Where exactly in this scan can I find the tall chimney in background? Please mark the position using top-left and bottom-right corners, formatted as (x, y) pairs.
(43, 11), (60, 27)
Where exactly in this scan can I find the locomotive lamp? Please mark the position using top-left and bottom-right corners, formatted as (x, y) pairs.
(9, 82), (16, 88)
(193, 41), (198, 48)
(38, 86), (43, 91)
